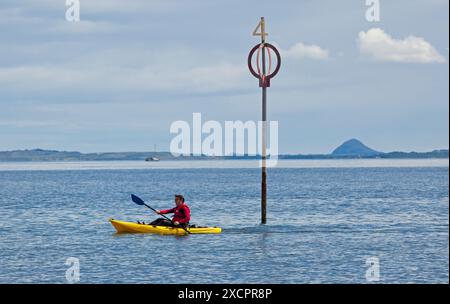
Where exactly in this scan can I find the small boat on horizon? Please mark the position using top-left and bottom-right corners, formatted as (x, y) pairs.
(145, 156), (160, 162)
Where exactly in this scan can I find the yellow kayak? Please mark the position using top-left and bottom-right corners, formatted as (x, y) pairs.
(109, 219), (222, 235)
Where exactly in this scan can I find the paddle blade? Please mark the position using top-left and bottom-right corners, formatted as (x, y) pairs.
(131, 194), (145, 205)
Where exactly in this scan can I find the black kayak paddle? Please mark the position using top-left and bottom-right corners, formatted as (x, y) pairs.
(131, 194), (191, 234)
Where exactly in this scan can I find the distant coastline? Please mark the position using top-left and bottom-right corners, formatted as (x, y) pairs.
(0, 139), (448, 162)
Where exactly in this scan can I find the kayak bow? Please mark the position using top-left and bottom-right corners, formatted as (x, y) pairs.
(109, 219), (222, 235)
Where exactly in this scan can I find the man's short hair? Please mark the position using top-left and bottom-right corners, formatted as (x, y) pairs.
(175, 194), (185, 202)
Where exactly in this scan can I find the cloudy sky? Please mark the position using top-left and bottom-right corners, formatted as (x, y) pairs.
(0, 0), (448, 154)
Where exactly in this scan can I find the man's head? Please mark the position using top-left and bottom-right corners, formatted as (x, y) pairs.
(174, 194), (185, 206)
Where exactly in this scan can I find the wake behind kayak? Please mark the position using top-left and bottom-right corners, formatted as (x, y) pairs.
(110, 219), (222, 235)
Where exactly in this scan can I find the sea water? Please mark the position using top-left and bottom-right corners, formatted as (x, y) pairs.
(0, 159), (448, 283)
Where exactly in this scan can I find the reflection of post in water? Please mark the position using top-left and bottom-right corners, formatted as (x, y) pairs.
(258, 232), (269, 254)
(248, 17), (281, 224)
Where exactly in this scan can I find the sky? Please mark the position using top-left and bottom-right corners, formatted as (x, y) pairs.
(0, 0), (448, 154)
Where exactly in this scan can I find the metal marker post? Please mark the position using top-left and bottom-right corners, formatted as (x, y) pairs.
(248, 17), (281, 224)
(260, 18), (267, 225)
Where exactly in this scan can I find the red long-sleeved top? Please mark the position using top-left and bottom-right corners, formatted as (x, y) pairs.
(160, 203), (191, 224)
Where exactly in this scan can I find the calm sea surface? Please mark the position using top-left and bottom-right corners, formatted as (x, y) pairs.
(0, 159), (448, 283)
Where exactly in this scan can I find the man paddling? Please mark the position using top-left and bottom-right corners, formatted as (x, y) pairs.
(149, 194), (190, 227)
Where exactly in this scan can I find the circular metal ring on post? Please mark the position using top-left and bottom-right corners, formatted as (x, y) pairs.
(256, 44), (273, 78)
(248, 43), (281, 87)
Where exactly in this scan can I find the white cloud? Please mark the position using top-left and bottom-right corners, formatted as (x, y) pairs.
(81, 0), (179, 13)
(358, 28), (446, 63)
(0, 120), (67, 128)
(0, 0), (177, 14)
(283, 42), (329, 60)
(49, 20), (127, 34)
(0, 62), (248, 95)
(189, 63), (247, 92)
(0, 7), (127, 35)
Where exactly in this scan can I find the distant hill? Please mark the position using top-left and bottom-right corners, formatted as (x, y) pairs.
(0, 142), (448, 162)
(279, 139), (447, 160)
(381, 150), (449, 159)
(0, 149), (177, 162)
(332, 139), (381, 157)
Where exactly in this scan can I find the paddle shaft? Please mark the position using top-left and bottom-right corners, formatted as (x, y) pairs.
(143, 203), (172, 221)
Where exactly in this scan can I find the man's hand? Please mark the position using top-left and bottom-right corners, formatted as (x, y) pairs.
(155, 210), (161, 214)
(173, 221), (180, 226)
